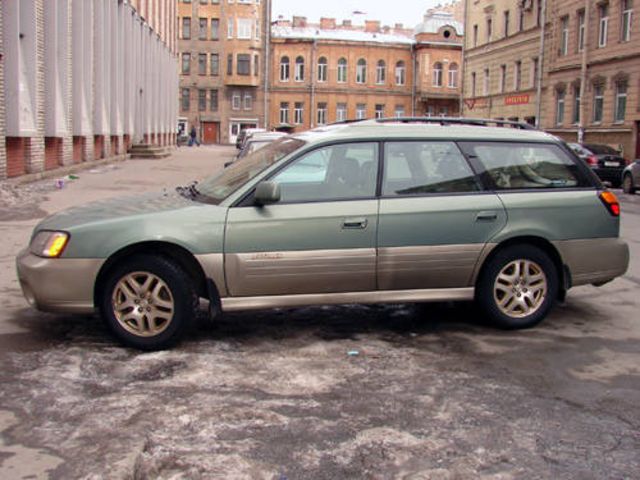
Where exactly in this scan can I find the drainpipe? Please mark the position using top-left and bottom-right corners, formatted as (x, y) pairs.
(460, 0), (469, 117)
(310, 38), (317, 128)
(578, 0), (590, 143)
(534, 0), (547, 129)
(263, 0), (271, 130)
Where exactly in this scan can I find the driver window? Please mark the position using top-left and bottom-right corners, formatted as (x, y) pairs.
(271, 143), (379, 202)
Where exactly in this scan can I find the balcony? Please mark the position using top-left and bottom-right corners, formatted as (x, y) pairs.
(224, 74), (260, 87)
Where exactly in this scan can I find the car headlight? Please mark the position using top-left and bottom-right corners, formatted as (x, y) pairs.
(29, 231), (70, 258)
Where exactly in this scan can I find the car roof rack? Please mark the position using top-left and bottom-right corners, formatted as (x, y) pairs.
(374, 117), (537, 130)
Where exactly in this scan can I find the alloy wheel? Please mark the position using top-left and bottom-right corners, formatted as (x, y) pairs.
(493, 259), (547, 318)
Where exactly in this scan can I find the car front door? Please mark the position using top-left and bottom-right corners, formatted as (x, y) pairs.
(224, 142), (380, 297)
(377, 141), (507, 290)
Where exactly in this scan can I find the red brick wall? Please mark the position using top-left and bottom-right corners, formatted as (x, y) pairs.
(44, 137), (63, 170)
(73, 136), (84, 163)
(5, 138), (27, 178)
(94, 135), (104, 159)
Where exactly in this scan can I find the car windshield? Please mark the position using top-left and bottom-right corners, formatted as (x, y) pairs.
(584, 144), (619, 155)
(197, 137), (305, 203)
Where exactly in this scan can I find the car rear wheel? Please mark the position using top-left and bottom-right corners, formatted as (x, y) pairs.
(100, 254), (198, 350)
(622, 174), (636, 194)
(477, 245), (558, 329)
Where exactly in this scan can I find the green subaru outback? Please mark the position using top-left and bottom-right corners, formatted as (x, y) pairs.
(17, 119), (629, 350)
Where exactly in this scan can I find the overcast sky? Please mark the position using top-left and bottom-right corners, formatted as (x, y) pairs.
(271, 0), (446, 29)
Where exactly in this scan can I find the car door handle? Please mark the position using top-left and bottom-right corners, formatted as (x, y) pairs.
(476, 211), (498, 222)
(342, 218), (368, 229)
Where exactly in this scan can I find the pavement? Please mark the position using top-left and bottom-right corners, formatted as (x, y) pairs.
(0, 146), (639, 479)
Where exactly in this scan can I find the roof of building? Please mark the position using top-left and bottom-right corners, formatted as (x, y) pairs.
(414, 11), (464, 36)
(271, 25), (415, 45)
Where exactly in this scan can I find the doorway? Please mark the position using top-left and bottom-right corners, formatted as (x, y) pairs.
(202, 122), (219, 144)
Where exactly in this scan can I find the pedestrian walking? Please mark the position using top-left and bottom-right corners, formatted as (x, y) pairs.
(189, 126), (200, 147)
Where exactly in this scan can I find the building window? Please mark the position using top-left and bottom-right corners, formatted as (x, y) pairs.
(244, 93), (253, 110)
(486, 17), (492, 42)
(231, 92), (241, 110)
(337, 58), (347, 83)
(279, 102), (290, 124)
(198, 53), (207, 75)
(448, 63), (458, 88)
(356, 59), (367, 84)
(473, 24), (478, 47)
(593, 83), (604, 123)
(182, 17), (191, 39)
(318, 57), (328, 82)
(504, 10), (510, 37)
(483, 68), (490, 95)
(227, 54), (232, 75)
(280, 56), (290, 81)
(560, 16), (569, 56)
(514, 61), (521, 91)
(199, 18), (207, 40)
(181, 53), (191, 74)
(471, 72), (477, 97)
(317, 103), (328, 125)
(433, 62), (443, 87)
(198, 89), (207, 111)
(336, 103), (347, 122)
(531, 57), (538, 89)
(376, 60), (386, 84)
(518, 8), (524, 32)
(237, 18), (253, 39)
(598, 5), (608, 47)
(211, 19), (220, 40)
(227, 17), (234, 38)
(556, 90), (565, 125)
(210, 54), (219, 75)
(181, 88), (190, 111)
(615, 82), (627, 122)
(375, 104), (385, 119)
(577, 10), (585, 52)
(254, 55), (259, 77)
(573, 85), (581, 124)
(356, 103), (366, 120)
(255, 18), (260, 40)
(237, 54), (250, 75)
(395, 105), (405, 118)
(210, 89), (218, 111)
(536, 0), (542, 26)
(395, 61), (406, 86)
(499, 64), (506, 93)
(295, 56), (305, 82)
(294, 102), (304, 124)
(622, 0), (633, 42)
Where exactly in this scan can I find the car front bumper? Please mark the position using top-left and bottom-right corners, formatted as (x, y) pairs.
(16, 249), (105, 314)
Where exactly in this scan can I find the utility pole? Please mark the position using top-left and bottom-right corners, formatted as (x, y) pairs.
(534, 0), (547, 129)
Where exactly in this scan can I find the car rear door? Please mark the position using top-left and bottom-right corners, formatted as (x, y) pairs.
(377, 141), (507, 290)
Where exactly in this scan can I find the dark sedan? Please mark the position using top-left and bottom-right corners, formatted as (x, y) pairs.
(568, 143), (627, 187)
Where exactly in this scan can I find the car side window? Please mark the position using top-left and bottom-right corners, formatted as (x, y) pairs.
(461, 142), (589, 190)
(271, 142), (379, 203)
(382, 141), (480, 196)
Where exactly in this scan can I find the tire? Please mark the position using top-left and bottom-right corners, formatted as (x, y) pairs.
(622, 174), (636, 194)
(476, 245), (558, 330)
(100, 254), (198, 350)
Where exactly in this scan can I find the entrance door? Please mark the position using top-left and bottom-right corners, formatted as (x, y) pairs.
(224, 142), (380, 297)
(202, 122), (218, 144)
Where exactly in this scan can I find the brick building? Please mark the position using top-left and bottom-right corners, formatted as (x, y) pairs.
(0, 0), (179, 180)
(177, 0), (269, 145)
(543, 0), (640, 159)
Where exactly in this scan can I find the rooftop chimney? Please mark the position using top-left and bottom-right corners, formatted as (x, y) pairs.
(342, 19), (352, 28)
(320, 17), (336, 30)
(365, 20), (381, 33)
(292, 16), (308, 28)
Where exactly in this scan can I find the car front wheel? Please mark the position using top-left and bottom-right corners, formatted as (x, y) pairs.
(622, 174), (636, 194)
(100, 254), (198, 350)
(477, 245), (558, 330)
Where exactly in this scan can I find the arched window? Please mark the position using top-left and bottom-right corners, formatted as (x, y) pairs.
(433, 62), (443, 87)
(376, 60), (386, 84)
(279, 56), (290, 82)
(317, 56), (328, 82)
(337, 58), (347, 83)
(295, 56), (305, 81)
(395, 61), (406, 86)
(448, 63), (458, 88)
(356, 58), (367, 84)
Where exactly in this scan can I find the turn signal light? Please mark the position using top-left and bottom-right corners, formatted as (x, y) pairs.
(599, 191), (620, 217)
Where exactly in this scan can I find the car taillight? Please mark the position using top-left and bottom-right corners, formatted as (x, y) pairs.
(599, 191), (620, 217)
(587, 155), (599, 166)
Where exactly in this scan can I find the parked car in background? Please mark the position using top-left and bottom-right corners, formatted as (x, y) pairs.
(235, 128), (266, 150)
(237, 132), (288, 159)
(568, 143), (626, 187)
(622, 159), (640, 194)
(17, 118), (629, 350)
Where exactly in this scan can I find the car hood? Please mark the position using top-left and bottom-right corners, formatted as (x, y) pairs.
(36, 190), (204, 231)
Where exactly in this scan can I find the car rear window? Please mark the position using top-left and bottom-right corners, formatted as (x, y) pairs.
(460, 142), (592, 190)
(584, 144), (619, 155)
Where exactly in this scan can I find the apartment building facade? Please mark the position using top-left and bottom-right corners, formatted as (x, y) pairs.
(1, 0), (179, 180)
(462, 0), (545, 126)
(177, 0), (269, 145)
(544, 0), (640, 159)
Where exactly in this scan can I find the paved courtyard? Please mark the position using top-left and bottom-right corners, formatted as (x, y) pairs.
(0, 146), (639, 479)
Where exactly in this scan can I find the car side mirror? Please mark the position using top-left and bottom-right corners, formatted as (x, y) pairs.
(254, 181), (281, 206)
